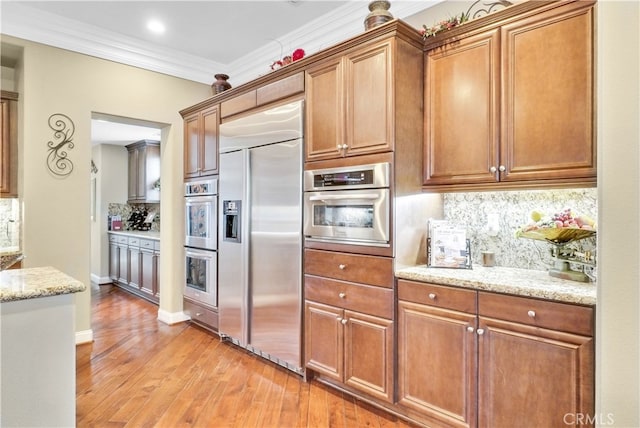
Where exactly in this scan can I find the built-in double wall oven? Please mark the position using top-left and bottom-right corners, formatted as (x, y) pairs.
(303, 162), (390, 247)
(184, 178), (217, 308)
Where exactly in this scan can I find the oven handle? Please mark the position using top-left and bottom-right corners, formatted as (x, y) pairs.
(309, 193), (379, 201)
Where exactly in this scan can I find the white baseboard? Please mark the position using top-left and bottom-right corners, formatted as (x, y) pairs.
(90, 273), (112, 284)
(75, 329), (93, 345)
(157, 308), (190, 325)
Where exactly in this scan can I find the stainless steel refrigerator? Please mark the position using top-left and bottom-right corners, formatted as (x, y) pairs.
(218, 100), (303, 373)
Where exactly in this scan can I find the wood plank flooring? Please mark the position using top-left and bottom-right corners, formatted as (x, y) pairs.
(77, 284), (418, 427)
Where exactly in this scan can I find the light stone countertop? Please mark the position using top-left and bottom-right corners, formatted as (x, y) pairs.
(0, 266), (86, 303)
(108, 230), (160, 240)
(396, 265), (596, 306)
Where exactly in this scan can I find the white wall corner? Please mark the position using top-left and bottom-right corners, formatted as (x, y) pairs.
(75, 329), (93, 345)
(157, 308), (190, 325)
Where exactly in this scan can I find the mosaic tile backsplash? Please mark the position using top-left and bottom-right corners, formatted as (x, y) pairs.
(108, 203), (160, 231)
(442, 188), (597, 273)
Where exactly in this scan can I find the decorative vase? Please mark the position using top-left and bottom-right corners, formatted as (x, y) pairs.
(364, 1), (394, 31)
(212, 74), (232, 95)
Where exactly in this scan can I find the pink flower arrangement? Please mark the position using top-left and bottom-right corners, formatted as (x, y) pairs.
(271, 48), (306, 71)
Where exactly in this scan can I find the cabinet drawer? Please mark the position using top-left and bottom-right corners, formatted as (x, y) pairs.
(256, 72), (304, 106)
(127, 237), (140, 247)
(478, 292), (594, 336)
(220, 90), (257, 118)
(116, 236), (128, 245)
(154, 240), (161, 251)
(304, 249), (393, 288)
(305, 275), (393, 319)
(139, 239), (155, 250)
(397, 279), (477, 313)
(184, 299), (218, 330)
(108, 234), (119, 243)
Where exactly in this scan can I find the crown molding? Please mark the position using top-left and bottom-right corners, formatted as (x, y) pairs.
(1, 1), (439, 86)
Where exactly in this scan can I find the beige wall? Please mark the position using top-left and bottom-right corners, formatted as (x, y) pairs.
(3, 35), (211, 338)
(597, 1), (640, 426)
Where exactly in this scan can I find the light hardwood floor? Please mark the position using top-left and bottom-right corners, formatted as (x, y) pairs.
(77, 284), (418, 427)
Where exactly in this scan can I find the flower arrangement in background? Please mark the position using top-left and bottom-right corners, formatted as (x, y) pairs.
(271, 48), (305, 71)
(421, 12), (469, 38)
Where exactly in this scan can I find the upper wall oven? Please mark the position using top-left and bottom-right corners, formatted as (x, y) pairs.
(185, 178), (217, 250)
(303, 163), (390, 247)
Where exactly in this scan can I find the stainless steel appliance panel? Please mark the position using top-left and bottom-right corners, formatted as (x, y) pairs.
(184, 247), (217, 307)
(248, 140), (301, 369)
(218, 149), (248, 346)
(184, 178), (218, 250)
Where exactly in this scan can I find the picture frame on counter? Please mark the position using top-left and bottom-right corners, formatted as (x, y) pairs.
(426, 218), (472, 269)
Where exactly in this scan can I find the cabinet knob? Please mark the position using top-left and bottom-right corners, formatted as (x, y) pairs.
(428, 293), (437, 300)
(467, 326), (475, 333)
(338, 264), (346, 270)
(527, 310), (536, 318)
(477, 328), (485, 335)
(342, 144), (349, 150)
(341, 319), (348, 325)
(338, 292), (346, 299)
(499, 165), (506, 172)
(195, 312), (202, 317)
(490, 166), (497, 173)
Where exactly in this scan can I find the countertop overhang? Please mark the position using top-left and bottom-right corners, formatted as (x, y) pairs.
(0, 266), (86, 303)
(108, 230), (160, 240)
(396, 265), (596, 306)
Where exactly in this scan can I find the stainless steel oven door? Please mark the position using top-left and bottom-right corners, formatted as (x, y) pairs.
(184, 247), (217, 307)
(303, 188), (390, 246)
(185, 195), (217, 250)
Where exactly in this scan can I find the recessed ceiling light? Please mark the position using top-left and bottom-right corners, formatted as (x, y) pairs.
(147, 19), (166, 34)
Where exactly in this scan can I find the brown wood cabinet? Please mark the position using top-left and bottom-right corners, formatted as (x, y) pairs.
(109, 233), (160, 304)
(1, 91), (18, 197)
(423, 0), (596, 190)
(305, 33), (422, 162)
(477, 292), (594, 427)
(397, 279), (595, 428)
(183, 104), (218, 179)
(304, 249), (394, 403)
(126, 140), (160, 203)
(397, 280), (478, 428)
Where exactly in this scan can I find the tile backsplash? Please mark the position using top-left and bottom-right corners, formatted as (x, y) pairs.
(442, 188), (597, 272)
(108, 203), (160, 231)
(0, 198), (20, 250)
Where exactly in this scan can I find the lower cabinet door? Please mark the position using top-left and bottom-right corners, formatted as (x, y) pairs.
(117, 244), (128, 284)
(397, 300), (477, 427)
(304, 301), (343, 381)
(478, 316), (594, 427)
(128, 247), (141, 289)
(109, 243), (119, 280)
(140, 249), (155, 295)
(344, 310), (394, 403)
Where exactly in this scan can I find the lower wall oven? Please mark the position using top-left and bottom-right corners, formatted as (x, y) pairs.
(184, 246), (217, 307)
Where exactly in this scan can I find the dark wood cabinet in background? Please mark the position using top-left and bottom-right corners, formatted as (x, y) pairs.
(126, 140), (160, 203)
(1, 91), (18, 198)
(423, 0), (596, 190)
(109, 233), (160, 304)
(183, 105), (218, 179)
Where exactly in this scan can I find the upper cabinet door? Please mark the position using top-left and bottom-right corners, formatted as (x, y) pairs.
(305, 57), (344, 161)
(183, 105), (219, 180)
(500, 1), (596, 183)
(344, 40), (394, 156)
(423, 29), (500, 186)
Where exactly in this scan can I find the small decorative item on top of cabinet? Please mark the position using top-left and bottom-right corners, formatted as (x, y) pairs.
(364, 1), (394, 30)
(211, 74), (232, 94)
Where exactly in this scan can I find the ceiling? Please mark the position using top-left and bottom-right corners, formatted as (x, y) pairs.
(0, 1), (440, 145)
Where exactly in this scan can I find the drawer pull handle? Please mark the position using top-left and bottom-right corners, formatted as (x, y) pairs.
(467, 326), (475, 333)
(338, 292), (346, 299)
(196, 312), (202, 317)
(477, 329), (485, 335)
(527, 310), (536, 318)
(341, 319), (348, 325)
(428, 293), (436, 300)
(338, 264), (346, 270)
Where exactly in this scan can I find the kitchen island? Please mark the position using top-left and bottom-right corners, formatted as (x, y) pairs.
(0, 266), (85, 427)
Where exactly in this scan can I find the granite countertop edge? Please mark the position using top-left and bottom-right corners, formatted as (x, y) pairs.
(108, 230), (160, 240)
(395, 265), (596, 306)
(0, 266), (87, 303)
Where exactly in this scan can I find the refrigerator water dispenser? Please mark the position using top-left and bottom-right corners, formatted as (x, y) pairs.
(223, 200), (241, 243)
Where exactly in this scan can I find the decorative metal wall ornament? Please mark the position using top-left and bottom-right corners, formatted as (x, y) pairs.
(466, 0), (513, 20)
(46, 113), (75, 177)
(91, 159), (98, 174)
